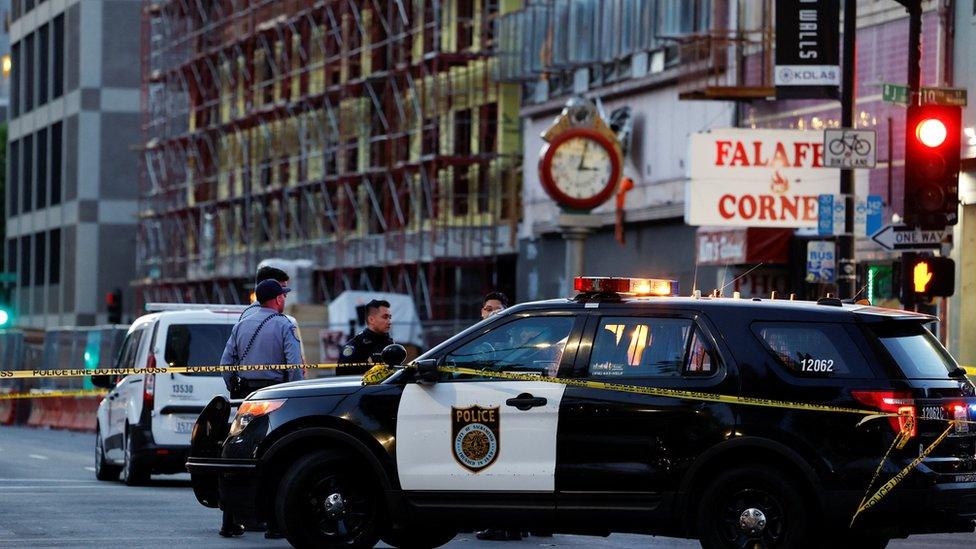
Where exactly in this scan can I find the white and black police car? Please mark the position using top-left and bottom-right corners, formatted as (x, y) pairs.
(188, 277), (976, 548)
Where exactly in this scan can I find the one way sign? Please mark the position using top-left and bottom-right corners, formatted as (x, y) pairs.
(870, 224), (945, 251)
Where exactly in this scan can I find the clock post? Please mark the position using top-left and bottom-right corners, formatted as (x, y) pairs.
(537, 97), (625, 296)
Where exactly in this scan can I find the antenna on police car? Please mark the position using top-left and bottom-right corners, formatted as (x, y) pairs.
(719, 262), (765, 296)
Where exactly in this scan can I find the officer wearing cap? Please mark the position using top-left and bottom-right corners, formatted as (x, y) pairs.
(217, 279), (304, 538)
(220, 279), (304, 399)
(239, 266), (307, 363)
(337, 299), (394, 375)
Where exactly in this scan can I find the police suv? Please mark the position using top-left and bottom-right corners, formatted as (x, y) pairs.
(187, 277), (976, 548)
(94, 303), (245, 485)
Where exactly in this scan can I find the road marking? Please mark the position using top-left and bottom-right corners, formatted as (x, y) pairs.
(27, 454), (48, 460)
(84, 467), (96, 472)
(0, 478), (100, 482)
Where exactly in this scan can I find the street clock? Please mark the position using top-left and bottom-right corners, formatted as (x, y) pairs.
(538, 98), (623, 211)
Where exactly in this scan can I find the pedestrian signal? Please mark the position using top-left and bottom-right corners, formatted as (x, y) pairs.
(901, 256), (954, 300)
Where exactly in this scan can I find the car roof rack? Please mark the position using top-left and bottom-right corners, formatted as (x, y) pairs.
(145, 302), (250, 314)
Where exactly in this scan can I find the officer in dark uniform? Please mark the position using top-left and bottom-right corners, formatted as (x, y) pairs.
(217, 279), (303, 539)
(337, 299), (394, 375)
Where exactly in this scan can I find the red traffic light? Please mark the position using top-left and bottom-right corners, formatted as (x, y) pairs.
(915, 118), (947, 148)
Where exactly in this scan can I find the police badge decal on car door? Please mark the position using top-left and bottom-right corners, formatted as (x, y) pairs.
(452, 406), (500, 473)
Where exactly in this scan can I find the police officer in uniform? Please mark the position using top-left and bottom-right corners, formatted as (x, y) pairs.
(337, 299), (394, 375)
(217, 279), (304, 538)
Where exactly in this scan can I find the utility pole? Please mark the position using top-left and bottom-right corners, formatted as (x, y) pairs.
(895, 0), (923, 311)
(837, 0), (857, 299)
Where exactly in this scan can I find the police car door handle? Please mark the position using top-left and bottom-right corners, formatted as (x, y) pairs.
(505, 393), (547, 411)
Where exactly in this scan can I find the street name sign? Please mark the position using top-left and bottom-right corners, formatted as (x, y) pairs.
(823, 129), (876, 168)
(870, 224), (945, 251)
(882, 83), (967, 107)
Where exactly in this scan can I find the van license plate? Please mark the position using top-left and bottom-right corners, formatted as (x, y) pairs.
(175, 417), (196, 434)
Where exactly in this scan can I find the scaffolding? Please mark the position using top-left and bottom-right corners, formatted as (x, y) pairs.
(137, 0), (523, 324)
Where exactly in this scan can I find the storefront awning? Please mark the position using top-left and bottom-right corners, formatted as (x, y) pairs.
(696, 227), (792, 266)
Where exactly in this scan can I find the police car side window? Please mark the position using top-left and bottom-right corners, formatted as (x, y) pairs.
(443, 316), (573, 378)
(752, 322), (870, 378)
(588, 317), (693, 378)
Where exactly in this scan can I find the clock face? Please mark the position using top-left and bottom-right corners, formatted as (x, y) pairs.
(539, 128), (621, 210)
(549, 136), (614, 199)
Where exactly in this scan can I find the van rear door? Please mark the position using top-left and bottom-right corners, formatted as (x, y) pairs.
(151, 317), (234, 447)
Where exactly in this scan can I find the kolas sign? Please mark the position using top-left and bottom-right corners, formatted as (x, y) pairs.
(775, 0), (840, 99)
(686, 129), (841, 228)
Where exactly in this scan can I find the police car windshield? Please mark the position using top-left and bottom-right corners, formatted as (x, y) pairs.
(869, 322), (957, 380)
(165, 324), (234, 376)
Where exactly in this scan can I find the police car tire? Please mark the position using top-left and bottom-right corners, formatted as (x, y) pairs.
(121, 426), (150, 486)
(696, 466), (814, 549)
(380, 526), (457, 548)
(94, 427), (121, 481)
(275, 451), (383, 549)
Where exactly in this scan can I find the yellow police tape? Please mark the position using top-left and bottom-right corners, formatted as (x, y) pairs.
(0, 362), (373, 380)
(0, 389), (108, 400)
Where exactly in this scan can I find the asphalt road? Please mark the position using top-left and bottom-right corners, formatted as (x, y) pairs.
(0, 426), (973, 548)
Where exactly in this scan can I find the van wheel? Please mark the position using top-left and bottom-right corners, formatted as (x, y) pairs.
(697, 466), (814, 549)
(94, 427), (121, 481)
(275, 451), (382, 548)
(121, 425), (149, 486)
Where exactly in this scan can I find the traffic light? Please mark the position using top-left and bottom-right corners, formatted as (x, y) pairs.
(904, 104), (961, 229)
(106, 288), (123, 324)
(0, 305), (12, 328)
(900, 256), (954, 302)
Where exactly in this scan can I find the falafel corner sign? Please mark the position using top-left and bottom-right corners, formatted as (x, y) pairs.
(685, 129), (844, 228)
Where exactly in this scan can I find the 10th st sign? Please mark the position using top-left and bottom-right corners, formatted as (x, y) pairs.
(870, 224), (946, 251)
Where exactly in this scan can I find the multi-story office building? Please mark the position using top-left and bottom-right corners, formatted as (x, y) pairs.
(5, 0), (142, 327)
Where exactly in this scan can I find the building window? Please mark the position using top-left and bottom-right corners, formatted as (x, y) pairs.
(38, 24), (49, 106)
(24, 33), (34, 113)
(22, 134), (33, 214)
(454, 109), (472, 156)
(6, 240), (16, 281)
(50, 123), (62, 205)
(36, 127), (47, 209)
(9, 140), (19, 217)
(19, 235), (30, 287)
(48, 229), (60, 285)
(11, 42), (19, 117)
(34, 232), (45, 286)
(53, 15), (64, 98)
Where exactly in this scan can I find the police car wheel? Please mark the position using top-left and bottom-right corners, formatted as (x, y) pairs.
(380, 526), (457, 548)
(275, 451), (382, 549)
(94, 427), (121, 481)
(697, 466), (813, 549)
(121, 425), (149, 486)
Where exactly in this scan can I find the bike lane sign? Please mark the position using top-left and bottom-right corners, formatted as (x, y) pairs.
(823, 129), (876, 168)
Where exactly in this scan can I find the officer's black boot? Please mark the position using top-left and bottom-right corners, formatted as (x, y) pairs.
(219, 509), (245, 537)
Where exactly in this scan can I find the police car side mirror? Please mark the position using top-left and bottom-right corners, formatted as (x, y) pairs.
(381, 344), (407, 367)
(414, 358), (440, 383)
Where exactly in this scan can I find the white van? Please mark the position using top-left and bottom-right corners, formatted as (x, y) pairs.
(93, 304), (246, 485)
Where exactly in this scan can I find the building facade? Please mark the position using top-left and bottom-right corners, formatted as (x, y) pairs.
(5, 0), (142, 327)
(138, 1), (522, 337)
(498, 0), (739, 301)
(951, 0), (976, 366)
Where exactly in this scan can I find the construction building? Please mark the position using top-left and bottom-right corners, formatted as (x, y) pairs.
(138, 0), (522, 340)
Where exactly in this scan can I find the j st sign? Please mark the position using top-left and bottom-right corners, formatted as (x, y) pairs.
(686, 129), (843, 228)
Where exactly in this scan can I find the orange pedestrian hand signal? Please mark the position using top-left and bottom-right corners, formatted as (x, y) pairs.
(913, 261), (933, 293)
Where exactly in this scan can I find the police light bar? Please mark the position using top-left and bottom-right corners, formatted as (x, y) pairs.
(573, 276), (678, 296)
